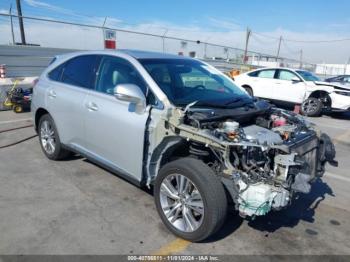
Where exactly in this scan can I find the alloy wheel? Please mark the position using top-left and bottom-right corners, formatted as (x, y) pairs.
(159, 174), (204, 232)
(40, 120), (56, 155)
(302, 99), (319, 114)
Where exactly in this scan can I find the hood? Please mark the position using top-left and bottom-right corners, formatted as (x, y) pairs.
(185, 99), (271, 125)
(314, 81), (350, 91)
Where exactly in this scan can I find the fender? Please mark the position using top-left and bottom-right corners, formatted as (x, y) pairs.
(146, 136), (187, 185)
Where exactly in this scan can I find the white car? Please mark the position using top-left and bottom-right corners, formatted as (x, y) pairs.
(234, 67), (350, 116)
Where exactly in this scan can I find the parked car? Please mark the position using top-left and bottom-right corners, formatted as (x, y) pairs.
(234, 67), (350, 116)
(32, 51), (336, 241)
(325, 75), (350, 86)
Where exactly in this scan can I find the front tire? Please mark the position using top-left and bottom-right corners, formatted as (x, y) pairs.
(154, 158), (227, 242)
(38, 114), (71, 160)
(301, 97), (323, 117)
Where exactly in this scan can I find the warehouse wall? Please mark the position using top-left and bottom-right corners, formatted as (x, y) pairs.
(0, 45), (77, 77)
(0, 45), (249, 78)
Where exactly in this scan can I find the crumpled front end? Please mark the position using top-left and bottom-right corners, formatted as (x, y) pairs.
(162, 105), (337, 218)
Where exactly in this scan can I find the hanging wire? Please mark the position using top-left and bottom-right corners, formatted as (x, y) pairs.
(253, 30), (350, 43)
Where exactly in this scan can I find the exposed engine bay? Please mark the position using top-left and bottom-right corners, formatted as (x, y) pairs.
(157, 101), (337, 218)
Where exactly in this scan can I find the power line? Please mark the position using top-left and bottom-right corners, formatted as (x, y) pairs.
(253, 31), (350, 43)
(250, 33), (279, 44)
(281, 39), (301, 54)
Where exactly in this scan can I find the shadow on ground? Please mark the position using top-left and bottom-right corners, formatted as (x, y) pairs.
(204, 178), (334, 242)
(325, 111), (350, 120)
(248, 178), (334, 233)
(68, 154), (335, 242)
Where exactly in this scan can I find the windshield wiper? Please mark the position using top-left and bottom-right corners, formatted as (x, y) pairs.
(224, 97), (254, 108)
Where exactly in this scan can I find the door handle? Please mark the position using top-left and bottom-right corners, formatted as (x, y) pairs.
(86, 102), (98, 111)
(48, 89), (56, 98)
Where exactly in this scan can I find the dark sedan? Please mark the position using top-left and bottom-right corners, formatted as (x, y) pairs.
(325, 75), (350, 85)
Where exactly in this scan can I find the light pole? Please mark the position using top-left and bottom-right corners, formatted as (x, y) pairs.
(9, 4), (15, 44)
(16, 0), (26, 45)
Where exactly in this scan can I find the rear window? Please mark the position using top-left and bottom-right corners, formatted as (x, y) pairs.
(48, 63), (65, 81)
(61, 55), (99, 89)
(257, 69), (276, 79)
(247, 71), (259, 77)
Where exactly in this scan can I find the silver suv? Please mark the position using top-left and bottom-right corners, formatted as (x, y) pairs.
(32, 50), (336, 242)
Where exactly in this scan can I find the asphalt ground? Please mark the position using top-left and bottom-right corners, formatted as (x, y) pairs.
(0, 110), (350, 256)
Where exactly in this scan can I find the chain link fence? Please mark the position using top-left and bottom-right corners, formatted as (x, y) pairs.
(0, 13), (342, 78)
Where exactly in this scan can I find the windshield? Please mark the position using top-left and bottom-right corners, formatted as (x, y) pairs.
(139, 58), (252, 108)
(296, 70), (320, 82)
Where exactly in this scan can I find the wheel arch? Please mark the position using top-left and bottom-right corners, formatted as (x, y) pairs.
(35, 107), (50, 132)
(308, 90), (332, 107)
(148, 136), (189, 183)
(242, 84), (254, 94)
(147, 137), (237, 208)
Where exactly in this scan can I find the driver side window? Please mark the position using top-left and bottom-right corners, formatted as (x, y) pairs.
(96, 56), (147, 95)
(278, 70), (299, 81)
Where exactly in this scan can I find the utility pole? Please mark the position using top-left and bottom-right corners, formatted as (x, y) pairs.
(9, 4), (15, 45)
(344, 57), (350, 75)
(276, 36), (282, 63)
(299, 49), (303, 69)
(101, 17), (107, 49)
(243, 27), (251, 64)
(16, 0), (26, 45)
(162, 29), (168, 53)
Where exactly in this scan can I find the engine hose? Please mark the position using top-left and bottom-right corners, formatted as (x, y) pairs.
(241, 153), (255, 172)
(231, 150), (240, 167)
(189, 142), (209, 156)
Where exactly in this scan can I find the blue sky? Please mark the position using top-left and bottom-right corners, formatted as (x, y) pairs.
(0, 0), (350, 63)
(11, 0), (350, 33)
(0, 0), (349, 33)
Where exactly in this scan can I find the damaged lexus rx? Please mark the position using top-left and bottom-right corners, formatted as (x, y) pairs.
(32, 50), (337, 242)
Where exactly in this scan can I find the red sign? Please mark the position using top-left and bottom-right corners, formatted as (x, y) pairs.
(105, 40), (116, 49)
(104, 29), (116, 49)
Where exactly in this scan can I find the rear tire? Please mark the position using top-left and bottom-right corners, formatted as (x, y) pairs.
(38, 114), (71, 160)
(301, 97), (323, 117)
(154, 158), (227, 242)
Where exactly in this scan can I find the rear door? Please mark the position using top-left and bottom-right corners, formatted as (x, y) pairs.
(84, 55), (150, 182)
(273, 69), (307, 103)
(46, 55), (100, 147)
(252, 69), (277, 99)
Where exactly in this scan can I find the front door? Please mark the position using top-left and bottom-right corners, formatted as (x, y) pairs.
(84, 55), (150, 182)
(273, 69), (307, 104)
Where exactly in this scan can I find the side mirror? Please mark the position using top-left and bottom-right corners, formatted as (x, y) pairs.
(114, 84), (146, 113)
(291, 77), (301, 82)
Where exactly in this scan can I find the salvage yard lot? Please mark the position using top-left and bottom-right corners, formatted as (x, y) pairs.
(0, 110), (350, 255)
